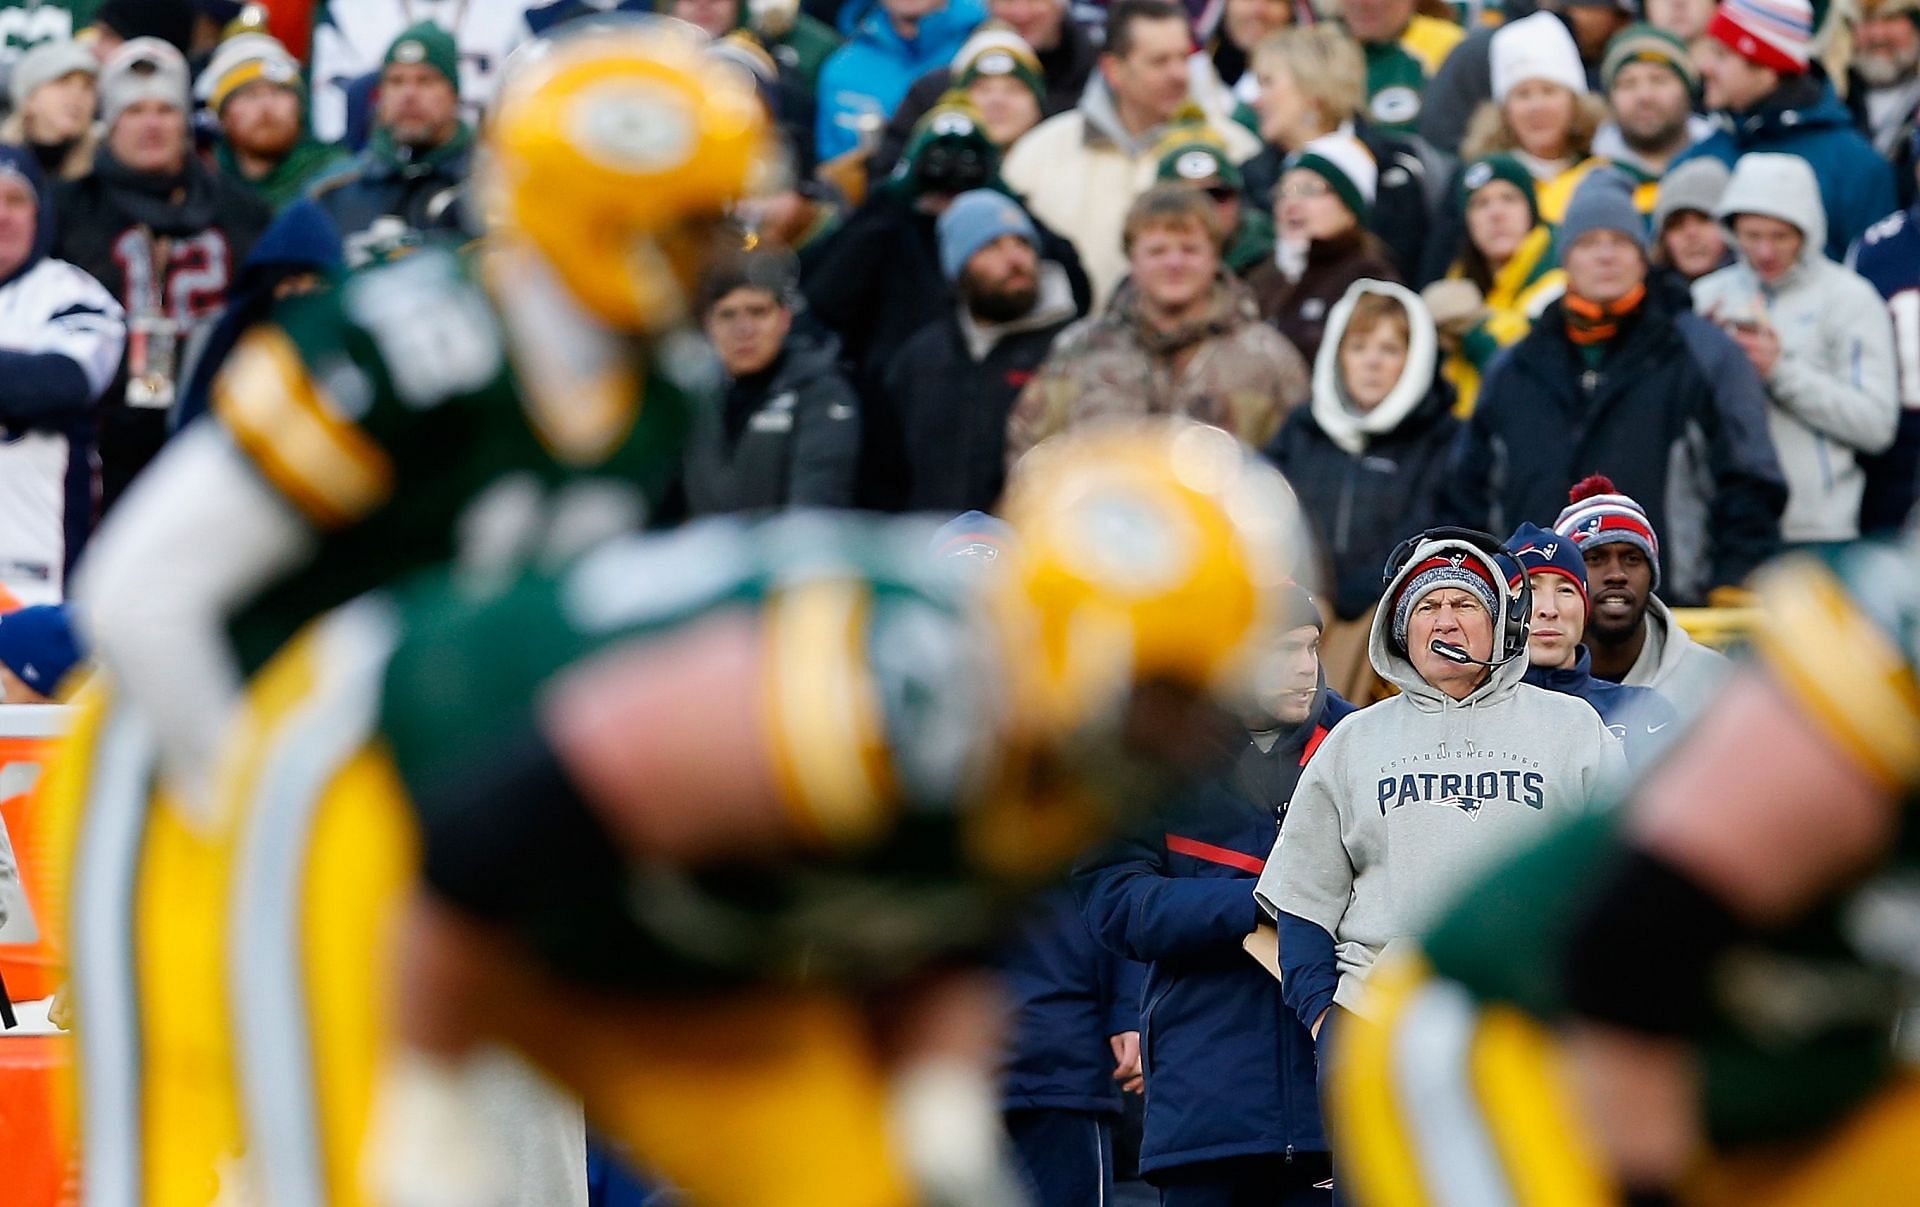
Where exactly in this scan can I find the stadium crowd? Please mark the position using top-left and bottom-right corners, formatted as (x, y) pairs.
(0, 0), (1916, 1204)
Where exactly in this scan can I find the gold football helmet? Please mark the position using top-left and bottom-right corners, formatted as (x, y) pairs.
(996, 419), (1306, 738)
(485, 19), (770, 331)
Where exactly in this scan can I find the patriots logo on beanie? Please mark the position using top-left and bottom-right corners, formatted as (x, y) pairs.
(1391, 548), (1501, 650)
(1551, 474), (1662, 591)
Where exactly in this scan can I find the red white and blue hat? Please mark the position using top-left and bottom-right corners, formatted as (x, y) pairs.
(1552, 474), (1661, 590)
(1705, 0), (1813, 74)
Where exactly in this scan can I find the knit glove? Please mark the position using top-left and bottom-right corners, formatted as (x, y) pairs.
(1421, 279), (1489, 341)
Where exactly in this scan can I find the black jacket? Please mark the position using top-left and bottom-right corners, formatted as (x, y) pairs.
(1267, 379), (1459, 622)
(682, 328), (860, 516)
(869, 264), (1078, 512)
(801, 187), (1088, 401)
(1439, 279), (1787, 603)
(54, 148), (271, 507)
(1074, 687), (1356, 1175)
(868, 18), (1100, 180)
(1243, 122), (1431, 286)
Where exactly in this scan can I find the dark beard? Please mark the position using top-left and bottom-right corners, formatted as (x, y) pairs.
(1621, 114), (1690, 157)
(964, 276), (1040, 323)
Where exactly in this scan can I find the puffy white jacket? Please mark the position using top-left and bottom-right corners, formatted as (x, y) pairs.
(1693, 153), (1898, 543)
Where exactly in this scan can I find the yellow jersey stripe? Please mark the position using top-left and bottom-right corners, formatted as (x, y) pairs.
(1749, 557), (1920, 790)
(1330, 954), (1438, 1207)
(213, 327), (394, 529)
(1468, 1005), (1614, 1207)
(762, 581), (893, 848)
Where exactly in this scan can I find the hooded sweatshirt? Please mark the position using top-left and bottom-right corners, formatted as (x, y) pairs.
(1612, 594), (1730, 721)
(0, 144), (126, 606)
(1692, 154), (1898, 543)
(1255, 536), (1623, 1027)
(1267, 279), (1460, 620)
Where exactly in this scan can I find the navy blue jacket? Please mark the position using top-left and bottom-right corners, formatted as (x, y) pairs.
(1439, 278), (1786, 605)
(1848, 204), (1920, 534)
(1674, 76), (1897, 263)
(1075, 686), (1355, 1175)
(999, 888), (1145, 1115)
(1523, 648), (1677, 769)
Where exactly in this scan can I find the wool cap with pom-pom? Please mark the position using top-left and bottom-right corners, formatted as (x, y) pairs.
(1551, 474), (1661, 590)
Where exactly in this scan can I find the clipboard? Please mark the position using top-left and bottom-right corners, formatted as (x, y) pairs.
(1241, 922), (1281, 983)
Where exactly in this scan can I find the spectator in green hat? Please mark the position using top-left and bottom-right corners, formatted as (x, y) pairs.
(1593, 24), (1709, 206)
(1424, 153), (1566, 415)
(305, 20), (475, 265)
(1154, 130), (1273, 275)
(952, 25), (1046, 149)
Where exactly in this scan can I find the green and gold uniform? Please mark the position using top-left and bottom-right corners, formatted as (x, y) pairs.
(1331, 540), (1920, 1207)
(143, 512), (1052, 1207)
(61, 243), (711, 1207)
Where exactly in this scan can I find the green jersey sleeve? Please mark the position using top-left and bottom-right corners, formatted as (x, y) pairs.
(213, 249), (510, 530)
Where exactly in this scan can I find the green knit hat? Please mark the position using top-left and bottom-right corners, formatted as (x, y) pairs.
(1285, 132), (1376, 225)
(1601, 23), (1699, 95)
(897, 94), (1001, 196)
(384, 20), (460, 95)
(1459, 153), (1539, 226)
(1155, 132), (1244, 192)
(954, 26), (1045, 108)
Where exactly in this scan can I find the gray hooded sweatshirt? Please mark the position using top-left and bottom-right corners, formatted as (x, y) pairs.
(1619, 595), (1730, 721)
(1692, 153), (1898, 543)
(1255, 538), (1626, 1016)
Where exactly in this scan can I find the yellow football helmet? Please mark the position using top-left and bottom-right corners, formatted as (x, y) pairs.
(995, 419), (1306, 738)
(485, 19), (770, 331)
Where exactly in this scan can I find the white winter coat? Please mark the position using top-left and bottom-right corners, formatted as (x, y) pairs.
(1692, 153), (1898, 543)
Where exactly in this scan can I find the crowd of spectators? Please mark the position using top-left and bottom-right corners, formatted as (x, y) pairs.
(3, 0), (1920, 1203)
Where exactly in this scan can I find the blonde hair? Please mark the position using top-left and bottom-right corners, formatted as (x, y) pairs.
(1250, 25), (1366, 132)
(1458, 91), (1608, 162)
(1123, 183), (1227, 254)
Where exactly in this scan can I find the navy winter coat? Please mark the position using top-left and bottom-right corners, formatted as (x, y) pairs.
(1673, 77), (1897, 262)
(999, 888), (1145, 1115)
(1074, 687), (1355, 1176)
(1439, 279), (1787, 604)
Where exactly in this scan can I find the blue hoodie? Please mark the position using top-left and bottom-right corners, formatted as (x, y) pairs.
(814, 0), (985, 160)
(1508, 521), (1679, 767)
(1674, 78), (1896, 262)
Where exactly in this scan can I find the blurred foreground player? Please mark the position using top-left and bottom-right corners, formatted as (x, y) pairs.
(1329, 536), (1920, 1207)
(210, 420), (1302, 1207)
(51, 20), (769, 1207)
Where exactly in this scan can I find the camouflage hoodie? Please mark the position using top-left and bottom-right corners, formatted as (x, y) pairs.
(1007, 271), (1308, 461)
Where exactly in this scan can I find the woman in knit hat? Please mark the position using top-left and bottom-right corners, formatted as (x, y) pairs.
(1246, 130), (1401, 366)
(1243, 24), (1430, 280)
(0, 38), (99, 182)
(1458, 11), (1611, 224)
(1424, 152), (1566, 414)
(951, 26), (1046, 150)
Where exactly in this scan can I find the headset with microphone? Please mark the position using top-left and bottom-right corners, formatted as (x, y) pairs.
(1380, 526), (1531, 668)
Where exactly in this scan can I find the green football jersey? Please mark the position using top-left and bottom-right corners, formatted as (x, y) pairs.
(377, 512), (1022, 992)
(1423, 539), (1920, 1147)
(213, 245), (703, 673)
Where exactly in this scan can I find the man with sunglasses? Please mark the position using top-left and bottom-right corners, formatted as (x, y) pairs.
(1254, 528), (1624, 1114)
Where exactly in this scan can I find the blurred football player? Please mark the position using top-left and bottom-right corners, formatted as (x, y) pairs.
(50, 19), (770, 1206)
(206, 420), (1303, 1207)
(1328, 537), (1920, 1207)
